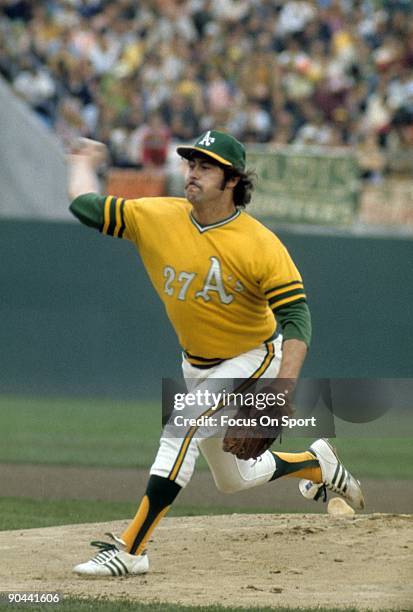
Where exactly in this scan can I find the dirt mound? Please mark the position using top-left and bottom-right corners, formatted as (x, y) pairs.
(1, 513), (412, 610)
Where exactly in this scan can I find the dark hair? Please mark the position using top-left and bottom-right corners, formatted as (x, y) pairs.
(223, 168), (257, 208)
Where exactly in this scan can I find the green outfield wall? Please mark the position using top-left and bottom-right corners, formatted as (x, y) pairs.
(1, 220), (412, 398)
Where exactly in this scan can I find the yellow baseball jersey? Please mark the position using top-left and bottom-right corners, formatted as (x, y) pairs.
(101, 195), (306, 360)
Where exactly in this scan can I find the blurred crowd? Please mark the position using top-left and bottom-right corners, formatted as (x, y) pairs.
(1, 0), (412, 174)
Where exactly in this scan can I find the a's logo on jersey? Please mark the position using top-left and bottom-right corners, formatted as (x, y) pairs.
(196, 257), (233, 304)
(198, 131), (215, 147)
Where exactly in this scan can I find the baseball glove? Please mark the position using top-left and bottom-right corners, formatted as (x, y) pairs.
(222, 383), (293, 460)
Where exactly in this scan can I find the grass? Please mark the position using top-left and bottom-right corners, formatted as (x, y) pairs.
(0, 498), (297, 532)
(0, 497), (136, 531)
(0, 395), (411, 477)
(0, 396), (160, 467)
(0, 598), (366, 612)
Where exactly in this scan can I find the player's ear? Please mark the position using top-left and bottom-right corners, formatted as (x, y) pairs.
(227, 175), (241, 189)
(223, 171), (241, 191)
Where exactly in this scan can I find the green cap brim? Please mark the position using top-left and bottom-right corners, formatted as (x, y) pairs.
(176, 146), (233, 167)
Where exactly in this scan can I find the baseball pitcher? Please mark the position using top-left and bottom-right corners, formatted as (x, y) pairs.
(68, 130), (364, 577)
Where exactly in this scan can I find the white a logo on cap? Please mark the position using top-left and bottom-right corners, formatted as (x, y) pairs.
(198, 131), (215, 147)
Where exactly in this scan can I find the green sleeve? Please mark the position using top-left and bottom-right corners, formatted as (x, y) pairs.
(274, 301), (312, 348)
(69, 193), (106, 230)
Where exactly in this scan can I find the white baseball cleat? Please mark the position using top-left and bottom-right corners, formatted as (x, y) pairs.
(73, 533), (149, 577)
(300, 438), (365, 511)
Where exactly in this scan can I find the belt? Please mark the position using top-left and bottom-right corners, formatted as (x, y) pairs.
(184, 326), (281, 370)
(265, 326), (282, 343)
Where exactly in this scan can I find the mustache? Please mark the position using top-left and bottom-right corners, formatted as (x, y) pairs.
(185, 180), (201, 189)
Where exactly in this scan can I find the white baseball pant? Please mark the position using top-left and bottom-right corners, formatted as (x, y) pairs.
(150, 335), (282, 492)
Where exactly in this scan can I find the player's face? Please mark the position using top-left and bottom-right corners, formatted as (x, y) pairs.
(184, 157), (226, 205)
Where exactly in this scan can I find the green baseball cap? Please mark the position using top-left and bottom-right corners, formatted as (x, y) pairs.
(177, 130), (246, 172)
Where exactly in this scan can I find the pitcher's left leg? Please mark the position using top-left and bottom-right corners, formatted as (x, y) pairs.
(199, 438), (322, 494)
